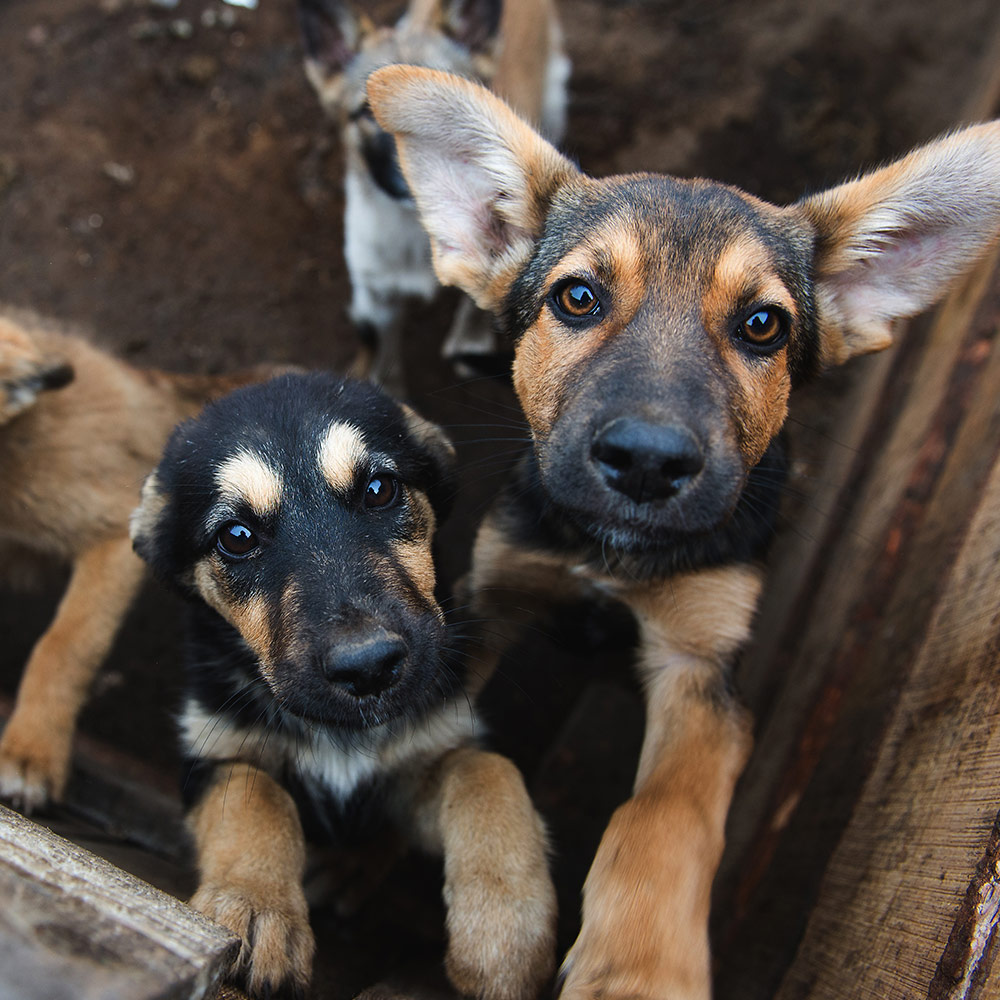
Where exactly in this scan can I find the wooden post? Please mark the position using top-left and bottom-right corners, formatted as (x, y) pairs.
(0, 804), (237, 1000)
(713, 38), (1000, 998)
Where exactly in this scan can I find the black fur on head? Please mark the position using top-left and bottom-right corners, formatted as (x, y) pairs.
(131, 372), (457, 730)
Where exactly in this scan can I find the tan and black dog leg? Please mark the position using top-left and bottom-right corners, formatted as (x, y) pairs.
(559, 565), (761, 1000)
(411, 745), (558, 1000)
(0, 535), (146, 811)
(188, 762), (314, 998)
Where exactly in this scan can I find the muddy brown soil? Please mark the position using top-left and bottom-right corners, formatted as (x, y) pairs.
(1, 0), (998, 996)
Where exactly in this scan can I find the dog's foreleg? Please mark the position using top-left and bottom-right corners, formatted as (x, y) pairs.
(410, 745), (558, 1000)
(0, 535), (145, 811)
(346, 305), (407, 399)
(442, 297), (500, 376)
(188, 762), (314, 999)
(560, 564), (762, 1000)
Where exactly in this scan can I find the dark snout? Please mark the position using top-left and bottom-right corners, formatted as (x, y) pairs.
(320, 626), (408, 698)
(591, 418), (704, 505)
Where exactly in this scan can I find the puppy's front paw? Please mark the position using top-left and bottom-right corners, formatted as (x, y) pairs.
(444, 866), (557, 1000)
(0, 715), (71, 813)
(555, 795), (714, 1000)
(191, 881), (314, 999)
(558, 951), (709, 1000)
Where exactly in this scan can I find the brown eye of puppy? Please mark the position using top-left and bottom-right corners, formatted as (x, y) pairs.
(217, 522), (258, 558)
(364, 474), (399, 510)
(554, 281), (601, 319)
(736, 308), (787, 350)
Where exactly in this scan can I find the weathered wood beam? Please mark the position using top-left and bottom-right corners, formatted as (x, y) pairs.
(0, 803), (237, 1000)
(714, 24), (1000, 994)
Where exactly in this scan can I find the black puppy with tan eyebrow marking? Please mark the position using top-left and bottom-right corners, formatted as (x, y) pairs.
(367, 67), (1000, 1000)
(131, 372), (556, 999)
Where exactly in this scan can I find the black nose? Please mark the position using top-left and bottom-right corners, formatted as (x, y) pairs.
(591, 418), (704, 504)
(322, 630), (407, 697)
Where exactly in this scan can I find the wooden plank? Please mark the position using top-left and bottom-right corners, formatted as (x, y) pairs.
(772, 417), (1000, 999)
(722, 17), (1000, 920)
(0, 804), (237, 1000)
(716, 234), (1000, 1000)
(715, 32), (1000, 977)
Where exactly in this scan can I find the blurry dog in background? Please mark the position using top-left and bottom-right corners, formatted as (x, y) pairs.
(368, 67), (1000, 1000)
(131, 372), (557, 999)
(0, 311), (278, 813)
(298, 0), (569, 392)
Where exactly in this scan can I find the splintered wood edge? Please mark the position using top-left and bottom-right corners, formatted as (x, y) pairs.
(0, 803), (238, 978)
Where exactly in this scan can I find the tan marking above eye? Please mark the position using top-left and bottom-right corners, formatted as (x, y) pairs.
(215, 450), (283, 518)
(705, 235), (798, 335)
(543, 215), (646, 324)
(317, 421), (368, 492)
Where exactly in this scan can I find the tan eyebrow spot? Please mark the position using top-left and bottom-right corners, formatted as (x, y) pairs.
(705, 234), (798, 325)
(318, 421), (368, 492)
(542, 213), (646, 323)
(215, 450), (283, 518)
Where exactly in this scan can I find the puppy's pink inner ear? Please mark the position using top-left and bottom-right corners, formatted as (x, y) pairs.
(368, 66), (578, 308)
(394, 128), (551, 301)
(801, 121), (1000, 364)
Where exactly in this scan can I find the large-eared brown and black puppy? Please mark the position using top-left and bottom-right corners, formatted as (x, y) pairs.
(130, 372), (556, 1000)
(365, 67), (1000, 1000)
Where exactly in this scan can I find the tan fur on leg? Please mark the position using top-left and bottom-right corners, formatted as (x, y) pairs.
(0, 535), (146, 811)
(560, 566), (761, 1000)
(412, 746), (557, 1000)
(188, 763), (314, 997)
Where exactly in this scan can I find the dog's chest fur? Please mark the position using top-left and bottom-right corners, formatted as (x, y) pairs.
(177, 608), (477, 844)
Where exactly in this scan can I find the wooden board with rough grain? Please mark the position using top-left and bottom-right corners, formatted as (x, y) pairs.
(0, 804), (237, 1000)
(712, 36), (1000, 994)
(774, 401), (1000, 1000)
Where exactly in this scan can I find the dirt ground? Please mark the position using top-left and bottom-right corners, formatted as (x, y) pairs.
(2, 0), (999, 996)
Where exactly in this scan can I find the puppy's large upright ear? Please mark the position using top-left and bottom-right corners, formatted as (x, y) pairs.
(798, 121), (1000, 366)
(400, 403), (459, 521)
(367, 66), (579, 311)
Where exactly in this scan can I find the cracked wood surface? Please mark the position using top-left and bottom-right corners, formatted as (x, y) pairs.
(0, 804), (237, 1000)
